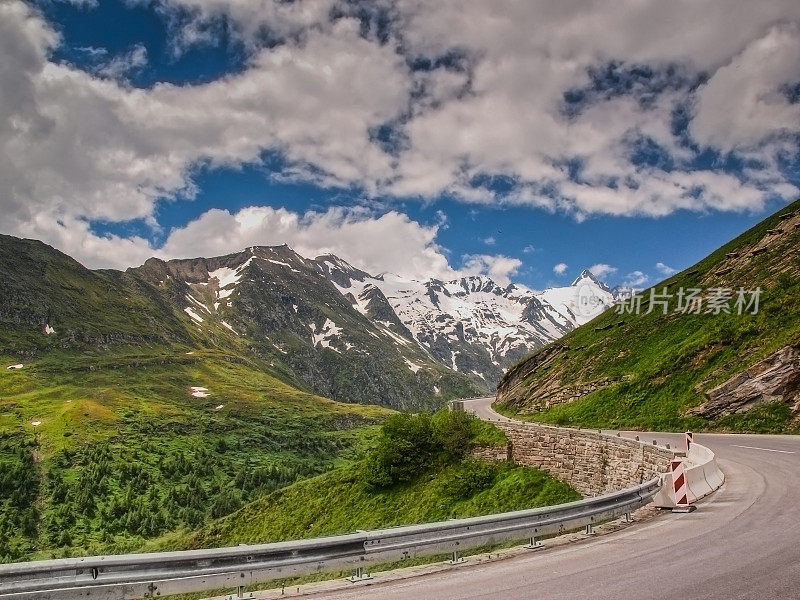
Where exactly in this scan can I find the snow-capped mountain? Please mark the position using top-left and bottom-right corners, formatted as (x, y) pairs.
(130, 245), (616, 404)
(312, 256), (617, 383)
(1, 234), (616, 410)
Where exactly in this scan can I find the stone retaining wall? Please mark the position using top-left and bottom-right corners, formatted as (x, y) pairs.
(476, 421), (674, 496)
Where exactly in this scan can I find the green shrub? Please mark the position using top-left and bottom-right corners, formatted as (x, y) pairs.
(364, 413), (437, 488)
(364, 410), (499, 489)
(439, 460), (497, 500)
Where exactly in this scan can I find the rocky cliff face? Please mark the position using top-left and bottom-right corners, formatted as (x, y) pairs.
(691, 344), (800, 420)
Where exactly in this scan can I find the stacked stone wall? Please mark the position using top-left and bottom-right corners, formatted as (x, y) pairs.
(473, 421), (673, 496)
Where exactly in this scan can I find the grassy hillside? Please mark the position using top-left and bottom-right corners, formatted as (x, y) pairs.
(0, 347), (388, 562)
(497, 199), (800, 433)
(171, 461), (578, 550)
(0, 235), (478, 563)
(0, 235), (193, 348)
(165, 412), (578, 550)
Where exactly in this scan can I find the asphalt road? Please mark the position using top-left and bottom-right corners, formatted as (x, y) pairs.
(301, 398), (800, 600)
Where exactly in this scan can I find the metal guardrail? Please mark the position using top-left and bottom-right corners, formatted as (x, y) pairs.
(0, 477), (661, 600)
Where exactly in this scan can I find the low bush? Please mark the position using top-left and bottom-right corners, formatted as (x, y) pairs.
(364, 410), (500, 488)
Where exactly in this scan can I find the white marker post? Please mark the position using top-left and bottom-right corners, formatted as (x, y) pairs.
(685, 430), (693, 452)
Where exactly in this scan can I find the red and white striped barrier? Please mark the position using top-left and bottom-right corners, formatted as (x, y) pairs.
(654, 441), (724, 509)
(669, 457), (696, 513)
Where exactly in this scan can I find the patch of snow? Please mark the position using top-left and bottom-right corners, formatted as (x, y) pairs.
(267, 259), (300, 272)
(184, 307), (204, 323)
(43, 324), (55, 335)
(186, 293), (211, 313)
(433, 385), (441, 395)
(208, 257), (255, 304)
(310, 318), (343, 349)
(185, 351), (195, 355)
(380, 325), (411, 347)
(221, 321), (238, 335)
(191, 386), (210, 398)
(6, 364), (24, 370)
(404, 358), (423, 373)
(30, 420), (41, 427)
(214, 404), (224, 411)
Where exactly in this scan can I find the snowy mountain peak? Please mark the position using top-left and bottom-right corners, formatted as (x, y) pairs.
(312, 254), (371, 288)
(571, 268), (612, 292)
(143, 243), (617, 387)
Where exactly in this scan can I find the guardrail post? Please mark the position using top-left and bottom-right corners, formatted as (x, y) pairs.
(447, 550), (465, 564)
(583, 523), (597, 536)
(524, 536), (544, 550)
(347, 566), (373, 582)
(228, 585), (254, 599)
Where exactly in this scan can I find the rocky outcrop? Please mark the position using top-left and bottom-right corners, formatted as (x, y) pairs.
(690, 344), (800, 419)
(497, 341), (617, 412)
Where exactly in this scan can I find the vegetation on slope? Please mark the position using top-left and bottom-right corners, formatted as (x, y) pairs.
(0, 348), (388, 563)
(170, 411), (578, 550)
(497, 199), (800, 433)
(0, 235), (478, 563)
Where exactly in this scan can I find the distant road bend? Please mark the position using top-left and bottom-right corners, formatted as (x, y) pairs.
(307, 398), (800, 600)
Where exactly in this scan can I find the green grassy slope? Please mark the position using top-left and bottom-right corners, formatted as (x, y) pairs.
(168, 460), (578, 551)
(0, 347), (388, 562)
(0, 236), (473, 562)
(0, 235), (192, 348)
(161, 411), (578, 551)
(497, 199), (800, 433)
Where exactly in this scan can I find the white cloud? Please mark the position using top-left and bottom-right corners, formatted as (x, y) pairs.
(461, 254), (522, 286)
(553, 262), (568, 275)
(158, 206), (457, 281)
(623, 270), (649, 287)
(0, 1), (409, 250)
(692, 25), (800, 151)
(483, 236), (496, 246)
(157, 0), (338, 52)
(656, 262), (677, 276)
(522, 244), (538, 253)
(2, 0), (800, 277)
(385, 0), (800, 212)
(588, 263), (618, 279)
(95, 44), (148, 80)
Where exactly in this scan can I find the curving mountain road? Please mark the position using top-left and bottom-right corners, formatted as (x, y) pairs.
(300, 398), (800, 600)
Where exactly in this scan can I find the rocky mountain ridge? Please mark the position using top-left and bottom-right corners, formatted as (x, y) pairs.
(1, 235), (616, 408)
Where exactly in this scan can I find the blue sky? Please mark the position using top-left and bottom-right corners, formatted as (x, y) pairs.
(4, 0), (800, 289)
